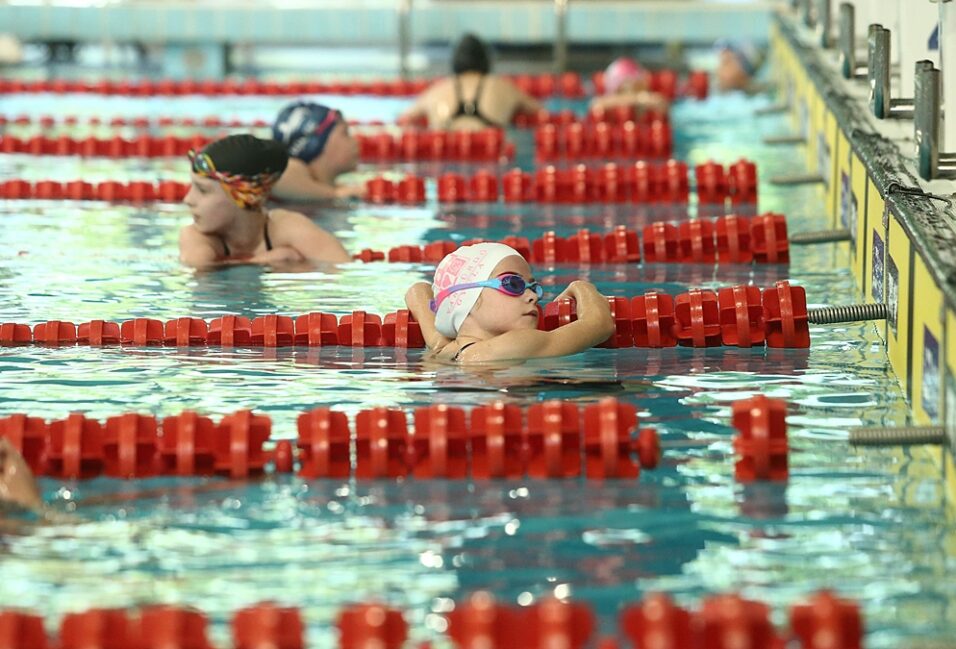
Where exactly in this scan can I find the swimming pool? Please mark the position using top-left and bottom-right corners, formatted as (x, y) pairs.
(0, 90), (952, 648)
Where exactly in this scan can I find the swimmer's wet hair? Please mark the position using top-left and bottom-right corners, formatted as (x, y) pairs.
(452, 33), (491, 75)
(200, 134), (289, 178)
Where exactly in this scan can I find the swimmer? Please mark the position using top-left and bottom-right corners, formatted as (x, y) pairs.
(398, 33), (543, 131)
(271, 101), (366, 201)
(404, 243), (614, 363)
(714, 40), (765, 93)
(0, 439), (42, 513)
(589, 56), (670, 115)
(179, 134), (350, 268)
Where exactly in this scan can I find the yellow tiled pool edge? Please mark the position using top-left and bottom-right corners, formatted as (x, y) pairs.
(770, 12), (956, 507)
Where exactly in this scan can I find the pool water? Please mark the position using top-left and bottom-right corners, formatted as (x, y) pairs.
(0, 90), (953, 648)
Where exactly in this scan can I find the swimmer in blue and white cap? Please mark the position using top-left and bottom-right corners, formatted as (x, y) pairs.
(714, 40), (765, 93)
(270, 101), (366, 202)
(405, 242), (614, 364)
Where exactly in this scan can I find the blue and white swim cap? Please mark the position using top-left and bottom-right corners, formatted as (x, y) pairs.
(272, 101), (342, 163)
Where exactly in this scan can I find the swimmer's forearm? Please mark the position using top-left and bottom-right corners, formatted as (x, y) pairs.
(405, 284), (450, 350)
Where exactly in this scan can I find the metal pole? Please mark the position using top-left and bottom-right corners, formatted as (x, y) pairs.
(801, 0), (814, 27)
(398, 0), (412, 80)
(838, 2), (854, 76)
(554, 0), (569, 74)
(868, 24), (890, 119)
(915, 65), (940, 180)
(913, 60), (929, 152)
(816, 0), (832, 47)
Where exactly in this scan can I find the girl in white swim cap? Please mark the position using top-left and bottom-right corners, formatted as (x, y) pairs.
(405, 242), (614, 363)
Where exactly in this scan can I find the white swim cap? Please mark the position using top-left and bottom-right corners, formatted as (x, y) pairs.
(431, 242), (523, 338)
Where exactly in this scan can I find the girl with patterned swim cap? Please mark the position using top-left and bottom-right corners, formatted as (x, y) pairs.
(179, 134), (350, 268)
(270, 101), (365, 201)
(589, 56), (670, 116)
(405, 243), (614, 363)
(398, 33), (543, 131)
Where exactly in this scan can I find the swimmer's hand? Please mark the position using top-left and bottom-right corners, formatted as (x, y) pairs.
(404, 281), (433, 307)
(405, 282), (453, 351)
(334, 183), (367, 200)
(456, 281), (615, 363)
(0, 439), (42, 512)
(590, 91), (669, 115)
(552, 280), (613, 319)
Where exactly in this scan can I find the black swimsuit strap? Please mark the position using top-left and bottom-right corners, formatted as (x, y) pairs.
(220, 236), (231, 258)
(452, 341), (477, 362)
(472, 74), (486, 109)
(448, 75), (498, 127)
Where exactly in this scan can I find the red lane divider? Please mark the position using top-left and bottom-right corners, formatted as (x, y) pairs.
(0, 113), (430, 130)
(0, 589), (861, 649)
(0, 70), (705, 99)
(0, 396), (789, 481)
(0, 159), (758, 207)
(0, 179), (189, 203)
(0, 282), (811, 350)
(355, 215), (784, 267)
(364, 159), (756, 206)
(0, 106), (659, 131)
(533, 120), (672, 160)
(356, 128), (513, 163)
(0, 128), (515, 163)
(537, 281), (807, 350)
(590, 68), (710, 101)
(0, 281), (810, 351)
(0, 77), (438, 97)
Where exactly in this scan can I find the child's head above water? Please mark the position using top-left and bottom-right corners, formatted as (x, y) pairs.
(272, 101), (359, 174)
(431, 242), (542, 339)
(452, 33), (492, 75)
(184, 134), (288, 230)
(603, 56), (650, 95)
(714, 40), (764, 92)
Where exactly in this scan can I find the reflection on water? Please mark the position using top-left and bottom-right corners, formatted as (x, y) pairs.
(0, 91), (953, 647)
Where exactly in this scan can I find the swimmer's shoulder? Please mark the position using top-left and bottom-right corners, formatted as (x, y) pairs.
(267, 207), (329, 233)
(266, 208), (348, 262)
(178, 224), (220, 265)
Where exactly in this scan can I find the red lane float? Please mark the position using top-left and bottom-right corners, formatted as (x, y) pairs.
(338, 605), (407, 649)
(590, 68), (710, 100)
(533, 120), (673, 159)
(358, 128), (512, 162)
(355, 215), (785, 266)
(0, 282), (813, 351)
(0, 72), (600, 99)
(732, 394), (789, 482)
(361, 160), (754, 206)
(5, 107), (663, 131)
(0, 160), (756, 208)
(0, 588), (864, 649)
(0, 130), (513, 163)
(0, 396), (791, 483)
(0, 70), (701, 100)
